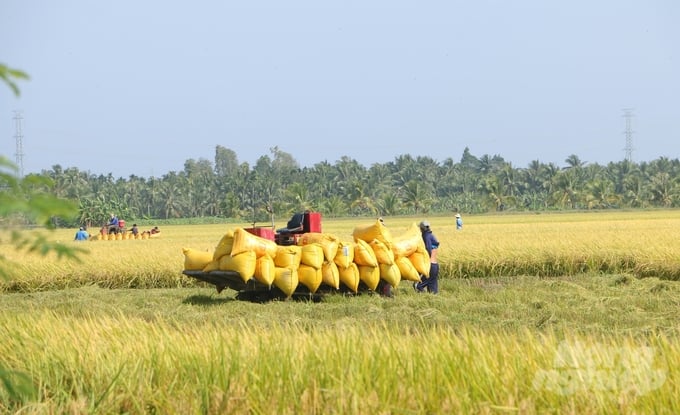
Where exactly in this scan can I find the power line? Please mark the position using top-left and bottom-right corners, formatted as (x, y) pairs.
(622, 108), (634, 163)
(13, 110), (25, 178)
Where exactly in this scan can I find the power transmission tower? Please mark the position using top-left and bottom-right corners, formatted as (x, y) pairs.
(622, 108), (634, 162)
(13, 111), (25, 178)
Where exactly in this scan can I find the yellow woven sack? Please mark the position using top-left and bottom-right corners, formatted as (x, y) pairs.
(392, 223), (424, 258)
(202, 260), (219, 272)
(254, 254), (275, 287)
(183, 248), (213, 271)
(358, 264), (380, 291)
(338, 262), (360, 293)
(231, 227), (278, 258)
(274, 266), (299, 297)
(297, 232), (340, 261)
(333, 241), (355, 269)
(321, 260), (340, 289)
(396, 256), (420, 282)
(300, 243), (324, 269)
(298, 264), (323, 293)
(370, 239), (395, 265)
(379, 262), (401, 288)
(353, 238), (378, 267)
(352, 219), (393, 244)
(274, 245), (302, 269)
(409, 245), (431, 277)
(218, 250), (257, 282)
(213, 229), (235, 260)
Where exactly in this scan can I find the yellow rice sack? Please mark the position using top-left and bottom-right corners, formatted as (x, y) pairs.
(370, 239), (395, 265)
(396, 256), (420, 282)
(321, 260), (340, 289)
(392, 223), (424, 258)
(357, 264), (380, 291)
(409, 245), (431, 277)
(254, 254), (276, 287)
(231, 227), (278, 258)
(202, 260), (219, 272)
(353, 238), (378, 267)
(213, 229), (235, 260)
(379, 262), (401, 288)
(183, 247), (213, 271)
(352, 219), (393, 244)
(333, 241), (355, 269)
(274, 245), (302, 269)
(339, 262), (360, 293)
(298, 264), (323, 293)
(218, 250), (257, 282)
(297, 232), (340, 261)
(300, 243), (324, 269)
(274, 266), (299, 298)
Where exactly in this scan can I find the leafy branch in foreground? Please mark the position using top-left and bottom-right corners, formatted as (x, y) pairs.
(0, 63), (29, 97)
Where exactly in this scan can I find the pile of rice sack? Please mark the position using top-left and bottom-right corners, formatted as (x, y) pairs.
(183, 219), (429, 297)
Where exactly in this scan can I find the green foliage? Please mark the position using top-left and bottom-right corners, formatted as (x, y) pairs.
(35, 148), (680, 225)
(0, 366), (36, 405)
(0, 63), (29, 97)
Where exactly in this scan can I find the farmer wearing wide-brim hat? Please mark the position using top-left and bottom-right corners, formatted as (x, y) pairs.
(455, 213), (463, 230)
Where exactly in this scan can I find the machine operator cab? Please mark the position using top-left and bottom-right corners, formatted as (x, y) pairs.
(275, 210), (322, 245)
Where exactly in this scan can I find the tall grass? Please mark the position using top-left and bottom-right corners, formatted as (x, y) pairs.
(0, 308), (677, 414)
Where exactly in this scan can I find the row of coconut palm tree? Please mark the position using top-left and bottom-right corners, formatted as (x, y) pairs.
(30, 145), (680, 227)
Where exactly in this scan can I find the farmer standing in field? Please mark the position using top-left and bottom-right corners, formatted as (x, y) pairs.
(455, 213), (463, 230)
(414, 220), (440, 294)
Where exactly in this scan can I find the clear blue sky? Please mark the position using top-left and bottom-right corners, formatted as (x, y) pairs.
(2, 1), (678, 178)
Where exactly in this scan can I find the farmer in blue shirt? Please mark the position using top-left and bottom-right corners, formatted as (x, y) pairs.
(107, 213), (119, 234)
(74, 227), (89, 241)
(414, 220), (441, 294)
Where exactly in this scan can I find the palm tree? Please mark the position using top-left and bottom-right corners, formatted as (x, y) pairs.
(401, 180), (433, 214)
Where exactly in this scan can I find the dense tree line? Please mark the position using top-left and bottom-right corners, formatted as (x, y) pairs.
(25, 145), (680, 227)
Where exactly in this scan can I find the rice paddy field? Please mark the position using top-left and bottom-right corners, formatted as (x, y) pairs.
(1, 210), (680, 414)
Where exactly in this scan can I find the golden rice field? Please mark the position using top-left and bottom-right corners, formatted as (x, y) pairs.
(2, 209), (680, 292)
(1, 210), (680, 414)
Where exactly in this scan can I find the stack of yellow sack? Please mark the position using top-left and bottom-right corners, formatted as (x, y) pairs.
(183, 220), (429, 297)
(183, 227), (299, 297)
(391, 223), (430, 282)
(352, 219), (402, 289)
(298, 232), (341, 291)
